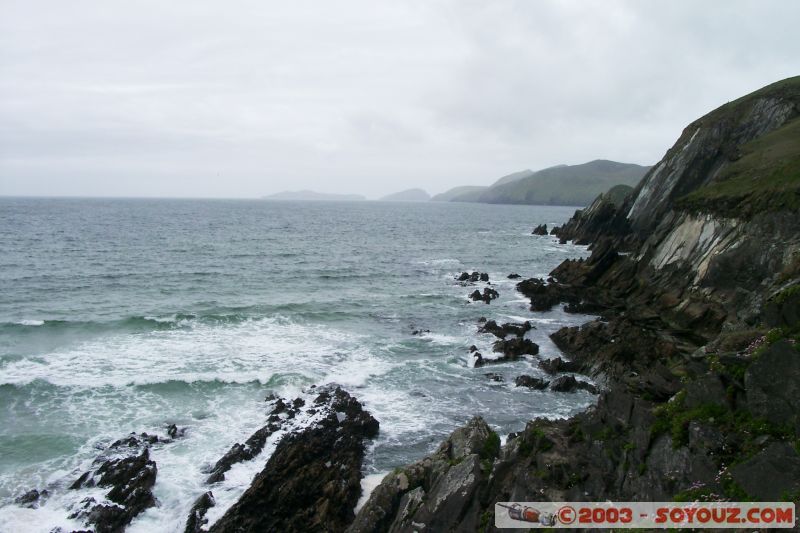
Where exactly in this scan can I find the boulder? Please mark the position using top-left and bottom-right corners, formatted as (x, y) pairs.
(514, 375), (549, 390)
(14, 489), (48, 508)
(492, 337), (539, 358)
(730, 442), (800, 500)
(538, 357), (581, 375)
(507, 273), (521, 279)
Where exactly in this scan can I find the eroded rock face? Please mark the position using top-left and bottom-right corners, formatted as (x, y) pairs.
(532, 224), (548, 235)
(208, 386), (378, 533)
(348, 417), (496, 533)
(745, 340), (800, 433)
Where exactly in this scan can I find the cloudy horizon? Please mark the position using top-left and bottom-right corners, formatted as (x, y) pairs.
(1, 0), (798, 199)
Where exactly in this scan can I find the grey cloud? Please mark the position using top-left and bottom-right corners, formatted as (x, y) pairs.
(1, 0), (798, 198)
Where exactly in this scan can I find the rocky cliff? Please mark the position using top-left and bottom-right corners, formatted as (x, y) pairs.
(351, 76), (800, 531)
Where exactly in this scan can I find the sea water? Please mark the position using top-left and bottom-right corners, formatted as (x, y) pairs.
(0, 198), (593, 531)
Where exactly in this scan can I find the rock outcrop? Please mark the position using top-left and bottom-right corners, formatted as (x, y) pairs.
(352, 77), (800, 530)
(208, 386), (379, 533)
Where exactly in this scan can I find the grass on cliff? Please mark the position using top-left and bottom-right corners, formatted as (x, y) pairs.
(676, 116), (800, 218)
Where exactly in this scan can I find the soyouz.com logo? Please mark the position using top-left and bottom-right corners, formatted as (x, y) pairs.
(494, 502), (796, 528)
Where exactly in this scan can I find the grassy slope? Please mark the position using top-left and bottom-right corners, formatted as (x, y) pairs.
(430, 185), (488, 202)
(456, 160), (649, 206)
(676, 117), (800, 218)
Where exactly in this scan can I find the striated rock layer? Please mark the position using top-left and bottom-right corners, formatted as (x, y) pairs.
(351, 76), (800, 531)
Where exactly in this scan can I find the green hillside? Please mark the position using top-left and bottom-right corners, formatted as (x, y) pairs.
(452, 160), (650, 206)
(676, 115), (800, 218)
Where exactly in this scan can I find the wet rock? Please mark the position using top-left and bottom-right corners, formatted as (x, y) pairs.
(478, 319), (505, 338)
(473, 352), (484, 367)
(411, 329), (430, 335)
(457, 272), (470, 282)
(69, 434), (158, 533)
(167, 424), (187, 439)
(209, 386), (378, 533)
(206, 421), (282, 484)
(550, 225), (560, 235)
(532, 224), (548, 235)
(507, 273), (521, 279)
(480, 272), (490, 282)
(538, 357), (581, 375)
(469, 287), (499, 304)
(184, 491), (215, 533)
(468, 345), (478, 353)
(14, 488), (48, 508)
(492, 337), (539, 358)
(485, 373), (504, 382)
(549, 375), (598, 394)
(514, 375), (549, 389)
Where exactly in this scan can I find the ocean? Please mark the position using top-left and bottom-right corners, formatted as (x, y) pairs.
(0, 197), (593, 531)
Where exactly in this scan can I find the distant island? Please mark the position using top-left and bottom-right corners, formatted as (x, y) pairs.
(378, 188), (431, 202)
(262, 190), (366, 202)
(433, 160), (650, 206)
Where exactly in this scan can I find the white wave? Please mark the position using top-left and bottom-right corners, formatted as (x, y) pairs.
(16, 319), (44, 326)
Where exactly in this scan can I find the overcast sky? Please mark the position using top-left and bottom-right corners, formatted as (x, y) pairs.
(1, 1), (798, 199)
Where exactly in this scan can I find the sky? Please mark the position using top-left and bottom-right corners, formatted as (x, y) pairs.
(1, 1), (799, 199)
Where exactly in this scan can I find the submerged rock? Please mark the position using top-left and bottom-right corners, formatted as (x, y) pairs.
(14, 488), (48, 508)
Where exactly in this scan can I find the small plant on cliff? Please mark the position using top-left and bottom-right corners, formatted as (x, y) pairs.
(481, 430), (501, 461)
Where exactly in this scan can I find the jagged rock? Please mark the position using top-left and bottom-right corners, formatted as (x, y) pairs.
(469, 287), (499, 304)
(206, 421), (281, 484)
(532, 224), (548, 235)
(14, 489), (48, 508)
(167, 424), (187, 439)
(550, 225), (560, 235)
(348, 417), (495, 533)
(538, 357), (581, 375)
(549, 375), (597, 394)
(69, 433), (158, 533)
(479, 319), (505, 338)
(457, 272), (470, 281)
(472, 352), (484, 367)
(507, 273), (521, 279)
(468, 345), (478, 352)
(209, 386), (378, 533)
(492, 337), (539, 358)
(184, 491), (215, 533)
(514, 375), (549, 389)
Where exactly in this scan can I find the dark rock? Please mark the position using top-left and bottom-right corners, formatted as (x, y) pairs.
(14, 489), (48, 508)
(411, 329), (430, 335)
(349, 417), (494, 533)
(478, 319), (505, 338)
(457, 272), (470, 281)
(550, 225), (560, 235)
(184, 491), (215, 533)
(292, 398), (305, 409)
(167, 424), (187, 439)
(550, 375), (598, 394)
(507, 273), (521, 279)
(207, 418), (283, 483)
(492, 337), (539, 358)
(514, 375), (549, 389)
(209, 386), (378, 533)
(745, 340), (800, 432)
(469, 271), (481, 282)
(468, 345), (478, 353)
(264, 392), (279, 402)
(480, 272), (489, 282)
(473, 352), (484, 367)
(730, 442), (800, 500)
(485, 373), (504, 382)
(538, 357), (581, 375)
(271, 398), (288, 414)
(532, 224), (548, 235)
(469, 287), (499, 304)
(69, 434), (158, 533)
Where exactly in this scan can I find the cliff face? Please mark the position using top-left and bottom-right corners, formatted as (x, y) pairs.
(352, 77), (800, 532)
